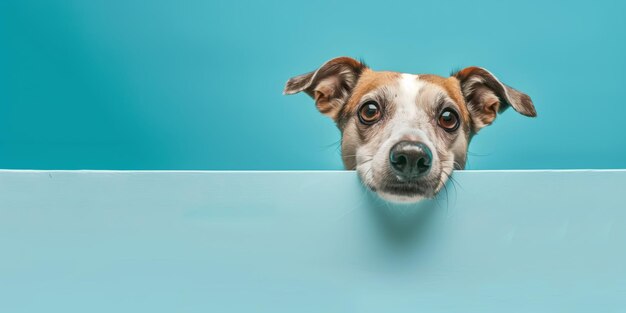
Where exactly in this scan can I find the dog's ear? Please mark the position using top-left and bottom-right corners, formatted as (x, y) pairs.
(454, 67), (536, 132)
(283, 57), (366, 120)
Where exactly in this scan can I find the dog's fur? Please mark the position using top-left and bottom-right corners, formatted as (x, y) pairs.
(284, 57), (536, 203)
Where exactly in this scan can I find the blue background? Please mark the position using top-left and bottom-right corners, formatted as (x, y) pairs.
(1, 0), (625, 170)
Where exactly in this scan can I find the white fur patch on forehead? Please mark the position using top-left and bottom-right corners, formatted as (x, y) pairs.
(385, 73), (434, 147)
(394, 73), (426, 118)
(399, 73), (423, 99)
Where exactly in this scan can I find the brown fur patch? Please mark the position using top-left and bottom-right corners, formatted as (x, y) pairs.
(336, 70), (400, 126)
(417, 74), (470, 125)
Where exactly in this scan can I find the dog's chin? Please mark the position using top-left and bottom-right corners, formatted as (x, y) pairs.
(359, 172), (443, 204)
(376, 190), (427, 203)
(361, 181), (435, 204)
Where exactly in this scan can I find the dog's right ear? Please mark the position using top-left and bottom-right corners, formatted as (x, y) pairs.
(283, 57), (366, 120)
(453, 67), (536, 133)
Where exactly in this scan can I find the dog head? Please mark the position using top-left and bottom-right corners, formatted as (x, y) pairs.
(284, 57), (536, 203)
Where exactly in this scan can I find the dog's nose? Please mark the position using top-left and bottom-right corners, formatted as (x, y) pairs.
(389, 141), (432, 178)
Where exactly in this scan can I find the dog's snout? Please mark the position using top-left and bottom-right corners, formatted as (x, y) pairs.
(389, 141), (432, 178)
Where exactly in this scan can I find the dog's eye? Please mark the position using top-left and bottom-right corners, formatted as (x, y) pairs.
(358, 101), (382, 125)
(438, 108), (460, 132)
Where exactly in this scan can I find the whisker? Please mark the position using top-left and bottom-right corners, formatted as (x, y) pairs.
(321, 140), (341, 150)
(363, 162), (374, 179)
(446, 170), (459, 194)
(467, 150), (492, 157)
(340, 153), (376, 158)
(448, 171), (462, 191)
(439, 175), (450, 210)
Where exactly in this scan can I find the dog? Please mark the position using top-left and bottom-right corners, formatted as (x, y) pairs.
(284, 57), (536, 203)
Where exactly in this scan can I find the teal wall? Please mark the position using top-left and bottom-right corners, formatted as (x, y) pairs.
(1, 0), (625, 170)
(1, 170), (626, 312)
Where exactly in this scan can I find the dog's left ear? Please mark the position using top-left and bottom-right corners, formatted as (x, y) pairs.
(283, 57), (366, 121)
(454, 67), (536, 132)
